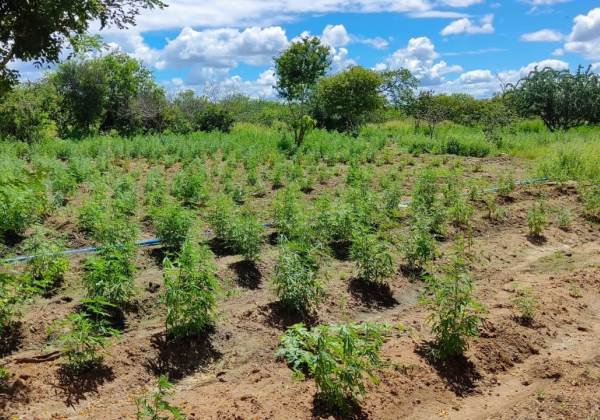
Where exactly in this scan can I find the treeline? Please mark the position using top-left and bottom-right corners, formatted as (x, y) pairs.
(0, 38), (599, 144)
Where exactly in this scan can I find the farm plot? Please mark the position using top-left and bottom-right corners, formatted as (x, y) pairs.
(1, 124), (599, 419)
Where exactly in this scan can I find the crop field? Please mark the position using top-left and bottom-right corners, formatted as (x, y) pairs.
(0, 120), (599, 418)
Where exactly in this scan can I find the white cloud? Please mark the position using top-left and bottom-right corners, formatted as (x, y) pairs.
(160, 26), (288, 69)
(520, 29), (563, 42)
(439, 0), (483, 7)
(441, 14), (494, 36)
(321, 24), (351, 48)
(376, 37), (462, 85)
(330, 47), (357, 72)
(563, 8), (600, 60)
(591, 63), (600, 72)
(520, 59), (569, 74)
(522, 0), (571, 4)
(458, 69), (494, 84)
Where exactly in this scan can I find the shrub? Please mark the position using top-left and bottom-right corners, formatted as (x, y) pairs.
(136, 375), (185, 420)
(83, 243), (136, 306)
(410, 170), (446, 236)
(152, 203), (194, 253)
(49, 311), (119, 373)
(208, 196), (264, 261)
(277, 322), (387, 413)
(0, 273), (21, 335)
(195, 104), (234, 133)
(527, 201), (547, 237)
(349, 232), (394, 284)
(272, 186), (307, 241)
(0, 82), (54, 143)
(512, 285), (537, 325)
(163, 239), (219, 338)
(22, 227), (69, 294)
(171, 159), (209, 206)
(272, 244), (322, 315)
(0, 173), (47, 242)
(422, 247), (484, 359)
(402, 216), (437, 272)
(497, 174), (516, 197)
(582, 184), (600, 222)
(557, 209), (572, 231)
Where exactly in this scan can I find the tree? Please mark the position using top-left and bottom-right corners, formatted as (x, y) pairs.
(379, 68), (418, 111)
(51, 52), (160, 136)
(506, 66), (600, 131)
(411, 90), (448, 138)
(314, 66), (384, 135)
(0, 0), (165, 93)
(274, 36), (331, 147)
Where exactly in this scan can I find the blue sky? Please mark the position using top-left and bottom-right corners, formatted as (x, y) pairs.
(13, 0), (600, 98)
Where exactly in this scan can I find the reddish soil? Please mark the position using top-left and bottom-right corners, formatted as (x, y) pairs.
(1, 172), (599, 419)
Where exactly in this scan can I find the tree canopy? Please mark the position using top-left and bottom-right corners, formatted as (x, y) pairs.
(0, 0), (165, 94)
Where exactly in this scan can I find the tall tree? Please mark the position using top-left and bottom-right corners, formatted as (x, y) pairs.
(0, 0), (165, 93)
(274, 36), (331, 147)
(379, 68), (418, 112)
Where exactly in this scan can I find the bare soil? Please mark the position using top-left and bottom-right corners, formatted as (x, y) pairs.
(1, 156), (599, 419)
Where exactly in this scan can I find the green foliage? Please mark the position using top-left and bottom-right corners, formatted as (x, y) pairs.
(277, 322), (387, 413)
(52, 52), (164, 136)
(272, 242), (322, 315)
(410, 169), (446, 236)
(497, 174), (516, 197)
(0, 82), (55, 142)
(315, 66), (384, 135)
(0, 0), (164, 89)
(350, 232), (394, 284)
(512, 285), (537, 324)
(527, 201), (547, 237)
(582, 184), (600, 222)
(136, 375), (185, 420)
(207, 196), (263, 261)
(171, 159), (209, 207)
(556, 209), (572, 231)
(422, 245), (484, 359)
(0, 272), (21, 335)
(195, 104), (234, 133)
(402, 216), (437, 272)
(0, 366), (9, 388)
(163, 238), (219, 338)
(379, 68), (418, 111)
(22, 226), (69, 294)
(410, 90), (448, 138)
(49, 311), (119, 373)
(272, 186), (308, 241)
(506, 66), (600, 131)
(83, 243), (136, 306)
(152, 203), (194, 253)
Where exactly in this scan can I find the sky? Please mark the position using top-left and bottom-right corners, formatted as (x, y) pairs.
(12, 0), (600, 98)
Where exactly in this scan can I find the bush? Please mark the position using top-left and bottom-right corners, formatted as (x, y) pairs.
(0, 172), (47, 242)
(272, 243), (322, 315)
(207, 196), (263, 261)
(152, 203), (194, 253)
(0, 273), (21, 335)
(512, 285), (537, 324)
(22, 227), (69, 294)
(314, 66), (384, 135)
(195, 104), (234, 133)
(136, 375), (185, 419)
(349, 232), (394, 284)
(527, 201), (547, 237)
(272, 186), (307, 241)
(49, 311), (119, 373)
(277, 322), (387, 413)
(422, 247), (484, 359)
(410, 169), (446, 236)
(171, 159), (209, 207)
(83, 243), (136, 306)
(582, 184), (600, 222)
(163, 238), (219, 338)
(402, 216), (437, 272)
(0, 82), (55, 142)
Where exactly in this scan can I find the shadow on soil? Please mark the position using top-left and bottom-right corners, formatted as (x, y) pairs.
(348, 278), (398, 309)
(56, 365), (115, 406)
(260, 301), (315, 329)
(311, 393), (368, 420)
(144, 328), (222, 381)
(0, 322), (23, 358)
(229, 260), (262, 289)
(417, 343), (481, 396)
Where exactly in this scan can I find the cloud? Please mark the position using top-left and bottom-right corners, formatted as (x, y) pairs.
(160, 26), (288, 69)
(563, 8), (600, 60)
(522, 0), (571, 4)
(457, 69), (494, 84)
(441, 14), (494, 36)
(376, 37), (462, 85)
(321, 24), (351, 48)
(439, 0), (483, 7)
(520, 29), (563, 42)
